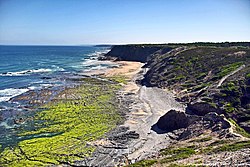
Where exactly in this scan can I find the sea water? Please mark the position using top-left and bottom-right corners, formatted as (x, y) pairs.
(0, 45), (114, 148)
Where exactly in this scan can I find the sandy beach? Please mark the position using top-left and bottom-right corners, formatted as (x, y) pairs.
(84, 61), (143, 78)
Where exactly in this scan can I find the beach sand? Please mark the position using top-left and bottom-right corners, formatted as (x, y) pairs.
(84, 61), (143, 79)
(104, 61), (144, 78)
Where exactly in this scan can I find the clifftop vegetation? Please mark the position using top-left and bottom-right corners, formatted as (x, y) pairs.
(142, 45), (250, 135)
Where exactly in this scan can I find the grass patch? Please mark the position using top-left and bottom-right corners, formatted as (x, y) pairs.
(246, 73), (250, 79)
(160, 147), (196, 164)
(190, 136), (212, 143)
(0, 78), (122, 166)
(128, 159), (157, 167)
(106, 75), (128, 84)
(228, 118), (250, 138)
(167, 164), (196, 167)
(209, 140), (228, 146)
(210, 140), (250, 153)
(217, 62), (243, 78)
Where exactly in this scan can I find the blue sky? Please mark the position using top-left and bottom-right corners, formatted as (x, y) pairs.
(0, 0), (249, 45)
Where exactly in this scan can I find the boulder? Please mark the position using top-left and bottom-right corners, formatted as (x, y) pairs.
(156, 110), (190, 131)
(203, 112), (231, 129)
(187, 102), (222, 116)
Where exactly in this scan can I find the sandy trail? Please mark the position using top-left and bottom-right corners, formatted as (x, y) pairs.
(124, 85), (185, 161)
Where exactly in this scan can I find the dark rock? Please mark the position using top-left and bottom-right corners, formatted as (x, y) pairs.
(239, 122), (250, 133)
(98, 55), (118, 61)
(187, 102), (222, 116)
(167, 132), (179, 140)
(203, 112), (231, 129)
(104, 45), (172, 62)
(41, 76), (52, 79)
(178, 112), (231, 140)
(109, 130), (139, 144)
(156, 110), (190, 131)
(178, 123), (204, 140)
(156, 111), (232, 140)
(103, 144), (127, 149)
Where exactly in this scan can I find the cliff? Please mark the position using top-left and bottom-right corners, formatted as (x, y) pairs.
(104, 45), (172, 62)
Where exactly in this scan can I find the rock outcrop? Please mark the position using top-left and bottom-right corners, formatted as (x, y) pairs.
(156, 109), (232, 140)
(187, 102), (223, 116)
(156, 110), (191, 131)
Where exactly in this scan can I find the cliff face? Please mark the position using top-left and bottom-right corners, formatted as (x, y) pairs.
(104, 45), (172, 62)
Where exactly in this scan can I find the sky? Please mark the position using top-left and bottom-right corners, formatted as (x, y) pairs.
(0, 0), (249, 45)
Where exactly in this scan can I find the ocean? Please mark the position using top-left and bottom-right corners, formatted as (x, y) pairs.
(0, 45), (114, 148)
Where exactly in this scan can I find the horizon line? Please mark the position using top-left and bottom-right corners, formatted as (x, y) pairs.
(1, 41), (250, 46)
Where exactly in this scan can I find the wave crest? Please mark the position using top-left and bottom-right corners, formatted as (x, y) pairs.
(0, 88), (29, 102)
(0, 67), (64, 76)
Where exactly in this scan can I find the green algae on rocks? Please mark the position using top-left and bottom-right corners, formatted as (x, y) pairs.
(0, 77), (123, 166)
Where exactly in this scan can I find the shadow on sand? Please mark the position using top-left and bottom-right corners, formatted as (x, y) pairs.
(151, 124), (169, 134)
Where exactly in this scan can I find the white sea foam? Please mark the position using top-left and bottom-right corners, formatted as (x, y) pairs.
(51, 65), (65, 71)
(0, 121), (14, 129)
(86, 49), (110, 58)
(86, 65), (108, 71)
(0, 88), (29, 102)
(0, 68), (52, 76)
(72, 49), (111, 70)
(28, 86), (37, 90)
(0, 67), (65, 76)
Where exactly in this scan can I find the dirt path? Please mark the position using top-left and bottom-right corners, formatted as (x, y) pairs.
(217, 64), (245, 88)
(123, 84), (185, 161)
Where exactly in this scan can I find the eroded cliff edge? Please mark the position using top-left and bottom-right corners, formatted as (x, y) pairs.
(103, 45), (172, 62)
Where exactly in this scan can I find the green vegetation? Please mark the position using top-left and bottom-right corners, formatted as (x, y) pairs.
(127, 146), (197, 166)
(107, 75), (128, 84)
(224, 102), (235, 113)
(210, 140), (250, 153)
(190, 136), (212, 143)
(128, 42), (250, 48)
(0, 77), (123, 166)
(209, 140), (228, 146)
(217, 62), (243, 78)
(160, 147), (196, 164)
(167, 164), (196, 167)
(246, 73), (250, 79)
(128, 159), (157, 167)
(143, 45), (250, 135)
(228, 118), (250, 138)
